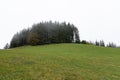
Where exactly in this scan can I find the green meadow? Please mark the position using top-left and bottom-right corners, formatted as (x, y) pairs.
(0, 44), (120, 80)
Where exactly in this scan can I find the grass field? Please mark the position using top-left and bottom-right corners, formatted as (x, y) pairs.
(0, 44), (120, 80)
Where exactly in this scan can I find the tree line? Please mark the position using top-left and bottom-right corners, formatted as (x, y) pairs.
(9, 21), (80, 48)
(81, 40), (117, 48)
(3, 21), (118, 49)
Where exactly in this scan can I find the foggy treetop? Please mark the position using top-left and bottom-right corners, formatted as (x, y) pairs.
(10, 21), (80, 48)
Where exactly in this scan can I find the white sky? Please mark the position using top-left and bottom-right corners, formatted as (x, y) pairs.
(0, 0), (120, 49)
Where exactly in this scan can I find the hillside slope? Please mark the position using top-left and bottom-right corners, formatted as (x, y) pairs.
(0, 44), (120, 80)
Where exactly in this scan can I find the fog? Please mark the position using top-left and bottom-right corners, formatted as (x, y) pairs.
(0, 0), (120, 48)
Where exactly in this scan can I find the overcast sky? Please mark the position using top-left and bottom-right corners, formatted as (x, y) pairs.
(0, 0), (120, 49)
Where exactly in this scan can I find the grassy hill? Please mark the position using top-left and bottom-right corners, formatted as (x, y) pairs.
(0, 44), (120, 80)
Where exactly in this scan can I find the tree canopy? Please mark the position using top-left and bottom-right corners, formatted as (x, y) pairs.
(10, 21), (80, 48)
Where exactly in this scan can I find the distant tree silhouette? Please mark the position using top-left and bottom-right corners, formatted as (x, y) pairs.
(95, 40), (105, 47)
(4, 43), (9, 49)
(99, 40), (105, 47)
(107, 42), (116, 48)
(95, 40), (100, 46)
(81, 40), (87, 44)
